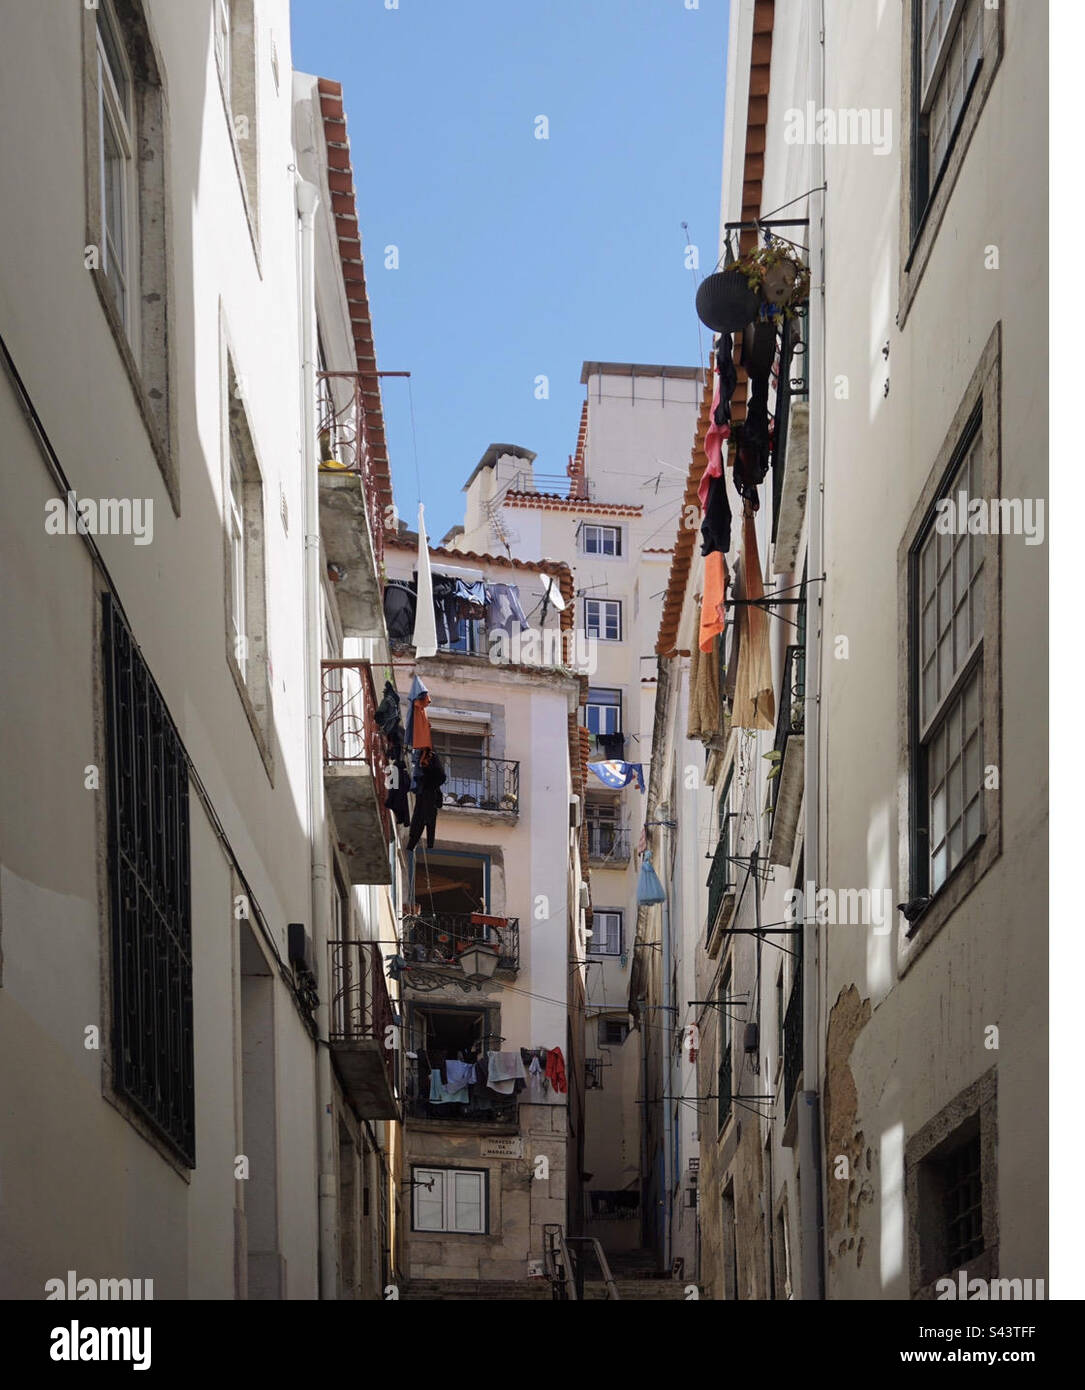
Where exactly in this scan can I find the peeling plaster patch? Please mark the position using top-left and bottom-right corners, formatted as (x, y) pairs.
(824, 984), (874, 1267)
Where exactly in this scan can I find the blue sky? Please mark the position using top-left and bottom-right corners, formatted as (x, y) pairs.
(292, 0), (730, 542)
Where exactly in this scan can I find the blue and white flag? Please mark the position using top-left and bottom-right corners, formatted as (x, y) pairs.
(587, 760), (645, 793)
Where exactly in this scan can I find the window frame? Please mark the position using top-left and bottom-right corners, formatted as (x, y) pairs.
(585, 686), (622, 735)
(96, 0), (137, 346)
(897, 0), (1005, 327)
(585, 598), (622, 642)
(912, 414), (986, 896)
(411, 1165), (489, 1235)
(897, 326), (1002, 970)
(582, 523), (622, 557)
(588, 909), (623, 958)
(598, 1018), (629, 1048)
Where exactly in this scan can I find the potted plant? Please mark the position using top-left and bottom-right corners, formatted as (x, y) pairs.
(734, 238), (810, 321)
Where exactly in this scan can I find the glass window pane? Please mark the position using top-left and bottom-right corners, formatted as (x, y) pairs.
(931, 781), (947, 848)
(453, 1172), (483, 1232)
(964, 796), (982, 847)
(969, 576), (984, 647)
(932, 846), (947, 894)
(963, 732), (982, 804)
(415, 1170), (445, 1231)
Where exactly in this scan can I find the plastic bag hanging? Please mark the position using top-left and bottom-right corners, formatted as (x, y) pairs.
(636, 849), (666, 906)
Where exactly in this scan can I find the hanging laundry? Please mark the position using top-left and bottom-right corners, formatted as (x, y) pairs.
(485, 582), (529, 636)
(405, 674), (432, 750)
(383, 579), (416, 643)
(699, 551), (728, 654)
(688, 635), (722, 743)
(412, 504), (438, 657)
(733, 371), (771, 506)
(731, 509), (776, 730)
(699, 385), (728, 511)
(636, 849), (667, 906)
(587, 760), (645, 793)
(406, 749), (446, 851)
(486, 1051), (525, 1096)
(375, 679), (406, 761)
(715, 333), (738, 425)
(594, 730), (626, 760)
(544, 1047), (567, 1094)
(445, 1059), (477, 1090)
(451, 577), (486, 619)
(429, 1068), (469, 1104)
(384, 756), (411, 826)
(430, 574), (461, 647)
(700, 471), (732, 557)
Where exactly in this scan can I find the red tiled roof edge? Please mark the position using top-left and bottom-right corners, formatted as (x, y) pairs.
(317, 78), (394, 518)
(654, 0), (774, 656)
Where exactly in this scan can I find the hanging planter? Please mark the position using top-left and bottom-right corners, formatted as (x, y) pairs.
(695, 267), (762, 334)
(732, 238), (811, 322)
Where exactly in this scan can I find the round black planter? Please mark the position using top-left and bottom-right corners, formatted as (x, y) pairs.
(695, 268), (761, 334)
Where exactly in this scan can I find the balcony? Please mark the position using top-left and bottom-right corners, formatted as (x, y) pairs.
(508, 468), (592, 500)
(402, 912), (519, 975)
(441, 756), (520, 815)
(705, 836), (735, 960)
(316, 371), (385, 637)
(328, 940), (400, 1120)
(768, 644), (806, 868)
(404, 1084), (518, 1126)
(322, 660), (393, 884)
(587, 824), (632, 865)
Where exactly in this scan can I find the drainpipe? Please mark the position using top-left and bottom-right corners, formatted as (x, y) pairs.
(297, 175), (338, 1301)
(798, 0), (827, 1302)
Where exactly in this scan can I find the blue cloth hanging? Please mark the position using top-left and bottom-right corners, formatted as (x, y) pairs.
(636, 849), (666, 906)
(588, 760), (645, 793)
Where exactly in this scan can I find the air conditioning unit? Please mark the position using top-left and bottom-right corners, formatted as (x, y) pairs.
(288, 922), (316, 983)
(569, 794), (582, 829)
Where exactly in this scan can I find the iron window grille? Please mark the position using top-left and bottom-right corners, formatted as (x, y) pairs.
(943, 1132), (984, 1269)
(102, 594), (195, 1166)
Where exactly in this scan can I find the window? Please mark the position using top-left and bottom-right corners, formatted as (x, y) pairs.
(586, 802), (627, 859)
(913, 420), (984, 895)
(583, 524), (621, 557)
(228, 452), (247, 677)
(83, 0), (173, 500)
(589, 910), (622, 957)
(431, 729), (487, 803)
(96, 1), (135, 340)
(412, 1167), (487, 1234)
(224, 355), (271, 765)
(900, 0), (1002, 325)
(598, 1018), (629, 1047)
(585, 599), (622, 642)
(916, 0), (983, 212)
(215, 0), (259, 234)
(585, 687), (622, 736)
(102, 593), (195, 1166)
(906, 1069), (996, 1295)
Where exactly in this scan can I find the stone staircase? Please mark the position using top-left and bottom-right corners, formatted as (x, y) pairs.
(403, 1275), (699, 1301)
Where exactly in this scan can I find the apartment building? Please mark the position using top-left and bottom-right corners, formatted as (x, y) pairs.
(451, 364), (704, 1265)
(0, 0), (402, 1299)
(380, 535), (588, 1284)
(636, 0), (1046, 1299)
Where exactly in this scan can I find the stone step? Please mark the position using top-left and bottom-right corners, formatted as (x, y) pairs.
(402, 1277), (700, 1301)
(584, 1280), (698, 1300)
(403, 1279), (553, 1301)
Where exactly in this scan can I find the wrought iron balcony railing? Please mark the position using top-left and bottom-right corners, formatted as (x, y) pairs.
(321, 659), (391, 842)
(770, 643), (806, 818)
(327, 939), (400, 1117)
(441, 756), (520, 812)
(706, 835), (734, 946)
(402, 911), (520, 973)
(316, 369), (385, 572)
(782, 971), (803, 1116)
(587, 824), (632, 863)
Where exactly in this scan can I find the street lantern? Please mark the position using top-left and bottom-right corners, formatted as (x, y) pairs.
(458, 942), (500, 984)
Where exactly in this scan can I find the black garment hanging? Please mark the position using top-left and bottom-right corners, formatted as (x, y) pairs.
(407, 750), (447, 851)
(595, 731), (626, 759)
(733, 369), (771, 506)
(700, 472), (733, 556)
(375, 680), (406, 761)
(385, 756), (411, 826)
(430, 575), (461, 647)
(715, 333), (737, 426)
(383, 579), (416, 642)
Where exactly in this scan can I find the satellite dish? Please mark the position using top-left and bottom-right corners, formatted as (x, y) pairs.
(542, 575), (566, 612)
